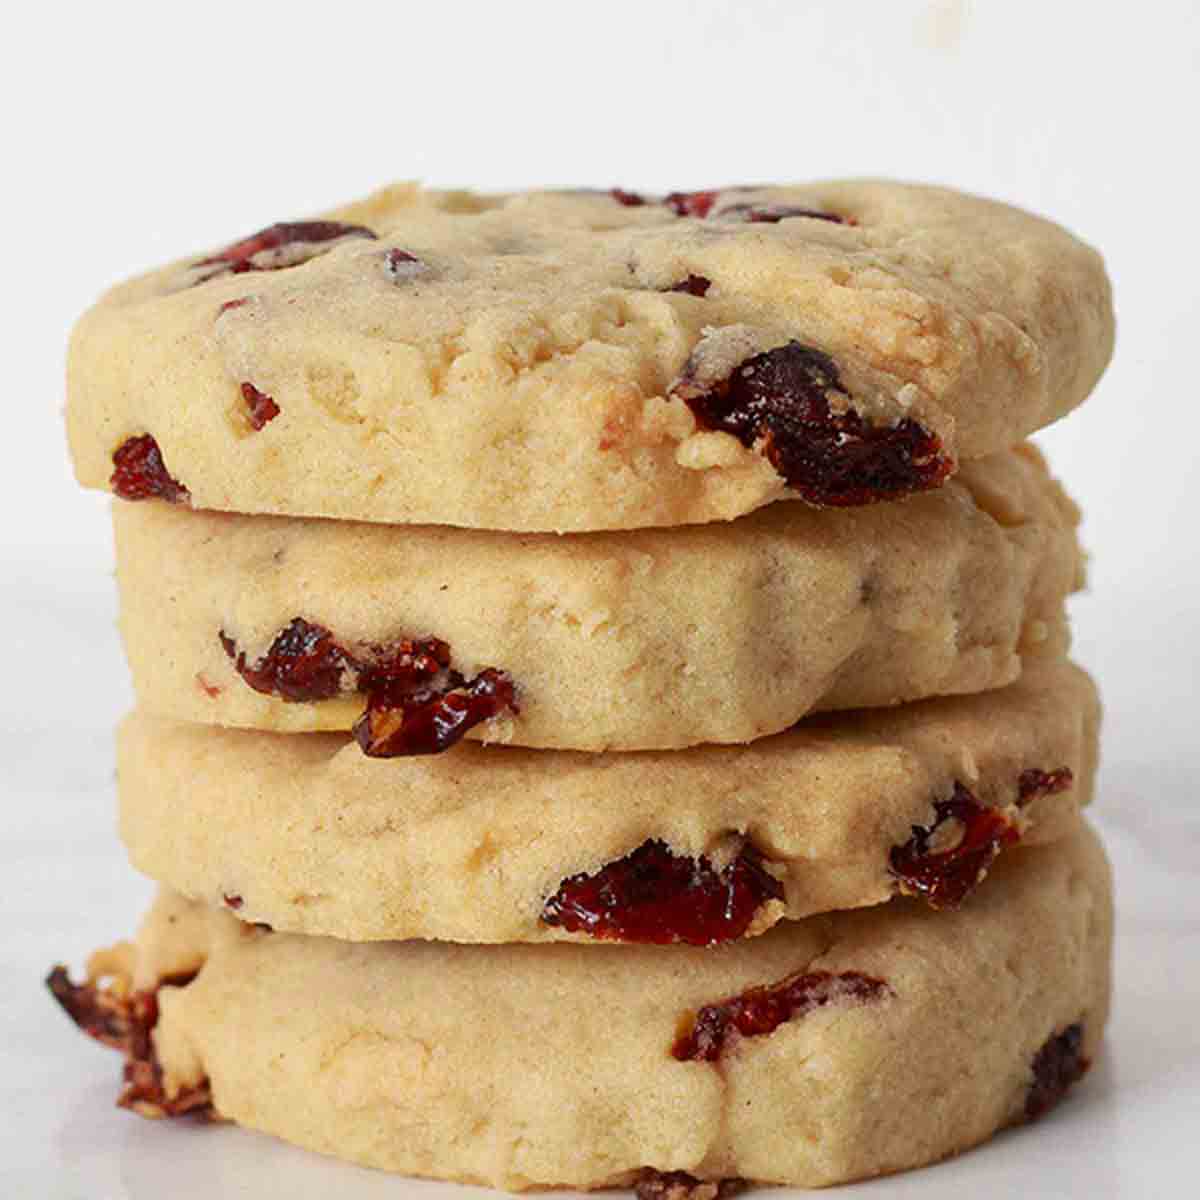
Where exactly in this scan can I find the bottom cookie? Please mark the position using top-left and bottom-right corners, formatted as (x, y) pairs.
(48, 827), (1111, 1192)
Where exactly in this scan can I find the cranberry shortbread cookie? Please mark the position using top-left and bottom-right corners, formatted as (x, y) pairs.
(48, 828), (1112, 1190)
(113, 445), (1081, 752)
(67, 181), (1113, 531)
(117, 660), (1097, 944)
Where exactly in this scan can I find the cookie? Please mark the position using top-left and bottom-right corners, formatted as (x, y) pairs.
(117, 659), (1098, 944)
(112, 444), (1081, 752)
(48, 827), (1113, 1190)
(67, 181), (1113, 531)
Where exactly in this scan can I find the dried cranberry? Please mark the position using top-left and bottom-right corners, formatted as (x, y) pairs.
(1018, 766), (1074, 805)
(673, 340), (952, 505)
(716, 203), (850, 225)
(889, 783), (1021, 909)
(220, 619), (351, 703)
(610, 188), (648, 207)
(46, 965), (212, 1118)
(384, 247), (427, 281)
(665, 190), (720, 218)
(672, 970), (892, 1062)
(192, 220), (376, 283)
(216, 296), (249, 316)
(634, 1171), (748, 1200)
(240, 382), (280, 430)
(353, 649), (517, 758)
(222, 893), (244, 910)
(1026, 1023), (1088, 1119)
(110, 435), (190, 504)
(220, 623), (517, 756)
(541, 839), (783, 946)
(666, 274), (712, 297)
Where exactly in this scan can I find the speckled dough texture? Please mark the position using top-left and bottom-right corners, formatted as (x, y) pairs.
(112, 444), (1081, 750)
(117, 660), (1099, 943)
(67, 181), (1113, 531)
(83, 828), (1111, 1190)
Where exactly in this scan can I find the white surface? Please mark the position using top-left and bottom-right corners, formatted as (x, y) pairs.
(3, 0), (1200, 1194)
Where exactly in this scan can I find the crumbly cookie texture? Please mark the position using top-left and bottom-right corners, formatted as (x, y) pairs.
(51, 828), (1112, 1191)
(117, 659), (1098, 944)
(112, 444), (1081, 752)
(67, 181), (1113, 532)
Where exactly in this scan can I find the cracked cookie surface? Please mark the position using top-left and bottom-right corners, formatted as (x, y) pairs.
(67, 181), (1112, 531)
(55, 828), (1112, 1190)
(117, 660), (1098, 943)
(113, 445), (1081, 751)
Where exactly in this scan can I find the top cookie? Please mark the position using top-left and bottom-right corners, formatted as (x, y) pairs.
(67, 182), (1113, 532)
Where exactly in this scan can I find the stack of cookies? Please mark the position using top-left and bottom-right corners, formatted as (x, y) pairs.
(52, 182), (1115, 1192)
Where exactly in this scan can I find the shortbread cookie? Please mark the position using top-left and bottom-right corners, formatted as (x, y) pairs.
(113, 445), (1081, 752)
(67, 181), (1113, 531)
(48, 828), (1113, 1191)
(117, 659), (1098, 944)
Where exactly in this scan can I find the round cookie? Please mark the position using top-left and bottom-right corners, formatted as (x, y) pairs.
(117, 659), (1099, 944)
(67, 181), (1113, 532)
(48, 828), (1113, 1190)
(113, 444), (1081, 752)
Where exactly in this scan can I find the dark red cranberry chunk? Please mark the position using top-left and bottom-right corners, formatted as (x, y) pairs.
(110, 435), (190, 504)
(241, 382), (280, 430)
(665, 190), (720, 218)
(666, 274), (712, 297)
(541, 839), (783, 946)
(634, 1171), (748, 1200)
(610, 188), (648, 207)
(672, 969), (892, 1062)
(192, 220), (376, 283)
(352, 643), (517, 758)
(383, 247), (426, 281)
(220, 622), (517, 756)
(1027, 1023), (1088, 1119)
(220, 618), (352, 703)
(889, 783), (1022, 909)
(45, 965), (212, 1118)
(1018, 766), (1074, 805)
(673, 340), (952, 505)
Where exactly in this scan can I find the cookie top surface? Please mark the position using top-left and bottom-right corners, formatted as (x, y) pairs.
(118, 659), (1099, 944)
(67, 181), (1113, 531)
(55, 828), (1112, 1190)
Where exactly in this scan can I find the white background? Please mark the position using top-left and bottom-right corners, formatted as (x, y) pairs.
(3, 1), (1198, 1196)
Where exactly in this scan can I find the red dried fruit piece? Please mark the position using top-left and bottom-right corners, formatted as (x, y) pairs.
(240, 382), (280, 430)
(672, 970), (892, 1063)
(610, 188), (648, 207)
(46, 965), (212, 1119)
(192, 220), (376, 283)
(222, 894), (244, 910)
(384, 247), (427, 281)
(673, 340), (952, 505)
(1018, 766), (1074, 805)
(1026, 1023), (1088, 1120)
(216, 296), (250, 316)
(889, 782), (1022, 909)
(541, 839), (784, 946)
(220, 623), (517, 756)
(666, 274), (712, 297)
(110, 435), (190, 504)
(220, 618), (352, 703)
(665, 190), (720, 218)
(354, 642), (517, 757)
(634, 1171), (748, 1200)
